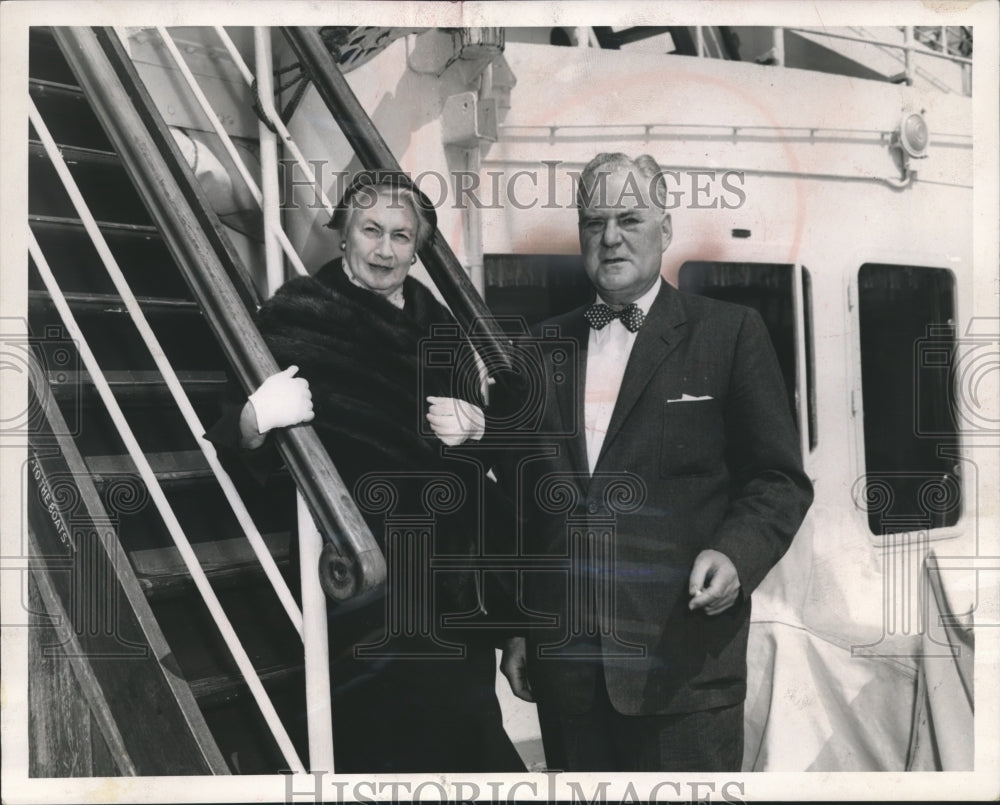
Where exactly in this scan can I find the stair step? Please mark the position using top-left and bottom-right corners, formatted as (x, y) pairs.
(47, 370), (228, 404)
(131, 533), (291, 600)
(29, 214), (192, 300)
(29, 76), (87, 101)
(29, 136), (153, 226)
(82, 449), (291, 487)
(29, 139), (120, 168)
(29, 78), (113, 152)
(152, 581), (306, 703)
(132, 532), (292, 575)
(188, 664), (304, 708)
(85, 450), (213, 486)
(28, 443), (296, 555)
(30, 213), (160, 239)
(29, 290), (200, 317)
(28, 263), (228, 373)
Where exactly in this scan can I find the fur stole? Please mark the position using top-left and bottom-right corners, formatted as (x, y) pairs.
(257, 259), (470, 474)
(256, 261), (499, 604)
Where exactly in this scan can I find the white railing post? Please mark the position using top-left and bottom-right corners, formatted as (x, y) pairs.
(297, 495), (336, 773)
(961, 63), (972, 96)
(213, 26), (337, 220)
(772, 27), (785, 66)
(255, 28), (285, 296)
(903, 26), (913, 85)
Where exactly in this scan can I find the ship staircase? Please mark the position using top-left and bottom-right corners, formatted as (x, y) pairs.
(24, 25), (508, 776)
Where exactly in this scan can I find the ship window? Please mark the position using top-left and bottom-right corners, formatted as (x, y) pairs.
(857, 263), (960, 535)
(678, 262), (806, 447)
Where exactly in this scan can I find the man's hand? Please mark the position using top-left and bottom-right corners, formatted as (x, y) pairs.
(688, 549), (741, 616)
(245, 365), (314, 439)
(426, 396), (485, 446)
(500, 636), (534, 702)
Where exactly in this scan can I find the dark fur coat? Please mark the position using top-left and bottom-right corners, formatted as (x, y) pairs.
(258, 259), (478, 475)
(254, 259), (511, 616)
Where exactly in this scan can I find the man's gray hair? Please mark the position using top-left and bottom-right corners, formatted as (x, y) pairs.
(576, 152), (668, 213)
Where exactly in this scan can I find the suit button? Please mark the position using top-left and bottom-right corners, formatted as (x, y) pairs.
(586, 502), (599, 514)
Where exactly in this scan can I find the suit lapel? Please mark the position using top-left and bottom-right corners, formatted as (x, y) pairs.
(595, 281), (687, 470)
(552, 311), (590, 480)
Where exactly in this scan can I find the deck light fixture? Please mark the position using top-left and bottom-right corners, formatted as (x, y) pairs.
(893, 108), (930, 160)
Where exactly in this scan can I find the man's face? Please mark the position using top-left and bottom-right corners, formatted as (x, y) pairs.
(578, 167), (671, 305)
(343, 191), (419, 297)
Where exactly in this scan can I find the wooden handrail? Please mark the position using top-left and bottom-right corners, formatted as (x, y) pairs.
(280, 26), (515, 373)
(52, 26), (385, 600)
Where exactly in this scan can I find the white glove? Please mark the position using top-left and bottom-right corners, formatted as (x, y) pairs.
(248, 365), (314, 435)
(426, 396), (485, 446)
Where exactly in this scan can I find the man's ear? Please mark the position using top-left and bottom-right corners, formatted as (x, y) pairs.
(660, 213), (673, 253)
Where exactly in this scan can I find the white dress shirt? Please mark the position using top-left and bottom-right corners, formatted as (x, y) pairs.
(584, 281), (661, 474)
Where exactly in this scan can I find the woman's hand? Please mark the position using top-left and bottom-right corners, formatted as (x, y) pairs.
(426, 396), (485, 446)
(239, 366), (314, 448)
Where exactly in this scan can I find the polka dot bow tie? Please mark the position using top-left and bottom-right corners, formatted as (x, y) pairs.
(584, 302), (645, 333)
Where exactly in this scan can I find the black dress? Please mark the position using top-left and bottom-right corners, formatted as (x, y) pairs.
(205, 259), (525, 773)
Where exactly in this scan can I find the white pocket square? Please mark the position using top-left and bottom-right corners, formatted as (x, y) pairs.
(668, 394), (714, 403)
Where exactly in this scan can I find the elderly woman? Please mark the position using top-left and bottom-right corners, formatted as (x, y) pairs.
(206, 172), (523, 773)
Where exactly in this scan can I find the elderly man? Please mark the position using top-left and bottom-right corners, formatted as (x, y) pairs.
(498, 153), (812, 772)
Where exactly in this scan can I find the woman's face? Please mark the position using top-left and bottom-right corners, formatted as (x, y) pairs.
(343, 191), (419, 297)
